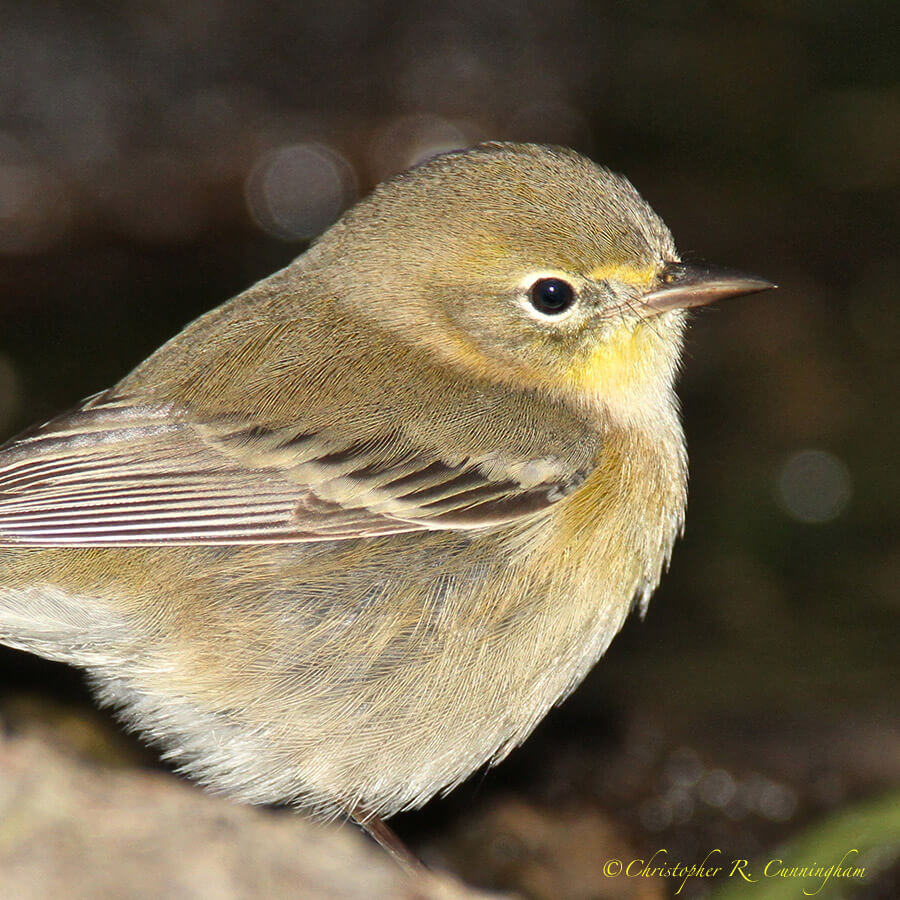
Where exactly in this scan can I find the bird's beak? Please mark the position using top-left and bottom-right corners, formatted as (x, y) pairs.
(640, 262), (776, 314)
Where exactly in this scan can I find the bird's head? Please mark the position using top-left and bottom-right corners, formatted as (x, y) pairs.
(314, 143), (773, 420)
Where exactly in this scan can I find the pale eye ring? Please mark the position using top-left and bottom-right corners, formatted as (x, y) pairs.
(528, 277), (576, 315)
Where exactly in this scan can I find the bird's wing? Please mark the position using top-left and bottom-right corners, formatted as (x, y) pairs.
(0, 395), (587, 547)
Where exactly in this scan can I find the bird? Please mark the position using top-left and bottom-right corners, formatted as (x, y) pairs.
(0, 142), (773, 864)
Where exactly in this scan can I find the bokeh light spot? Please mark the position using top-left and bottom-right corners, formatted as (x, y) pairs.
(757, 780), (798, 823)
(776, 449), (852, 524)
(698, 768), (736, 808)
(369, 114), (473, 180)
(246, 142), (356, 241)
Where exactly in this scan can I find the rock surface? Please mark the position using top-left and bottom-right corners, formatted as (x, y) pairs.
(0, 724), (499, 900)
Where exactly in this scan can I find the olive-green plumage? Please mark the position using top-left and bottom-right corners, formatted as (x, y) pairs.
(0, 143), (770, 824)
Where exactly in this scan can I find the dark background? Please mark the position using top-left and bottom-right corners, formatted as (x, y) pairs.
(0, 1), (897, 897)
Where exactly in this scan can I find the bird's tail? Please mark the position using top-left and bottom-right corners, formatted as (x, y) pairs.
(0, 548), (128, 668)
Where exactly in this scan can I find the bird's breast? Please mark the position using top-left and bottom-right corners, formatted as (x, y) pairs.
(500, 413), (688, 673)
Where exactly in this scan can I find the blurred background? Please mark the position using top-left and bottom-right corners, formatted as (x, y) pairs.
(0, 1), (897, 898)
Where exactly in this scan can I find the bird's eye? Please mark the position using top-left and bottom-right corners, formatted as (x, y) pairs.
(528, 278), (575, 315)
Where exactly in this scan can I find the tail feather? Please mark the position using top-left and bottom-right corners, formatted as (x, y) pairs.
(0, 582), (128, 667)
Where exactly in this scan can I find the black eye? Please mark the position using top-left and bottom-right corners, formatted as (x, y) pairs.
(529, 278), (575, 315)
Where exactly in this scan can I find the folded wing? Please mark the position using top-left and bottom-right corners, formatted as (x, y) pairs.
(0, 394), (584, 546)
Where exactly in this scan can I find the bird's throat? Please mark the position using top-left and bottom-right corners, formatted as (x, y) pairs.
(563, 319), (684, 425)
